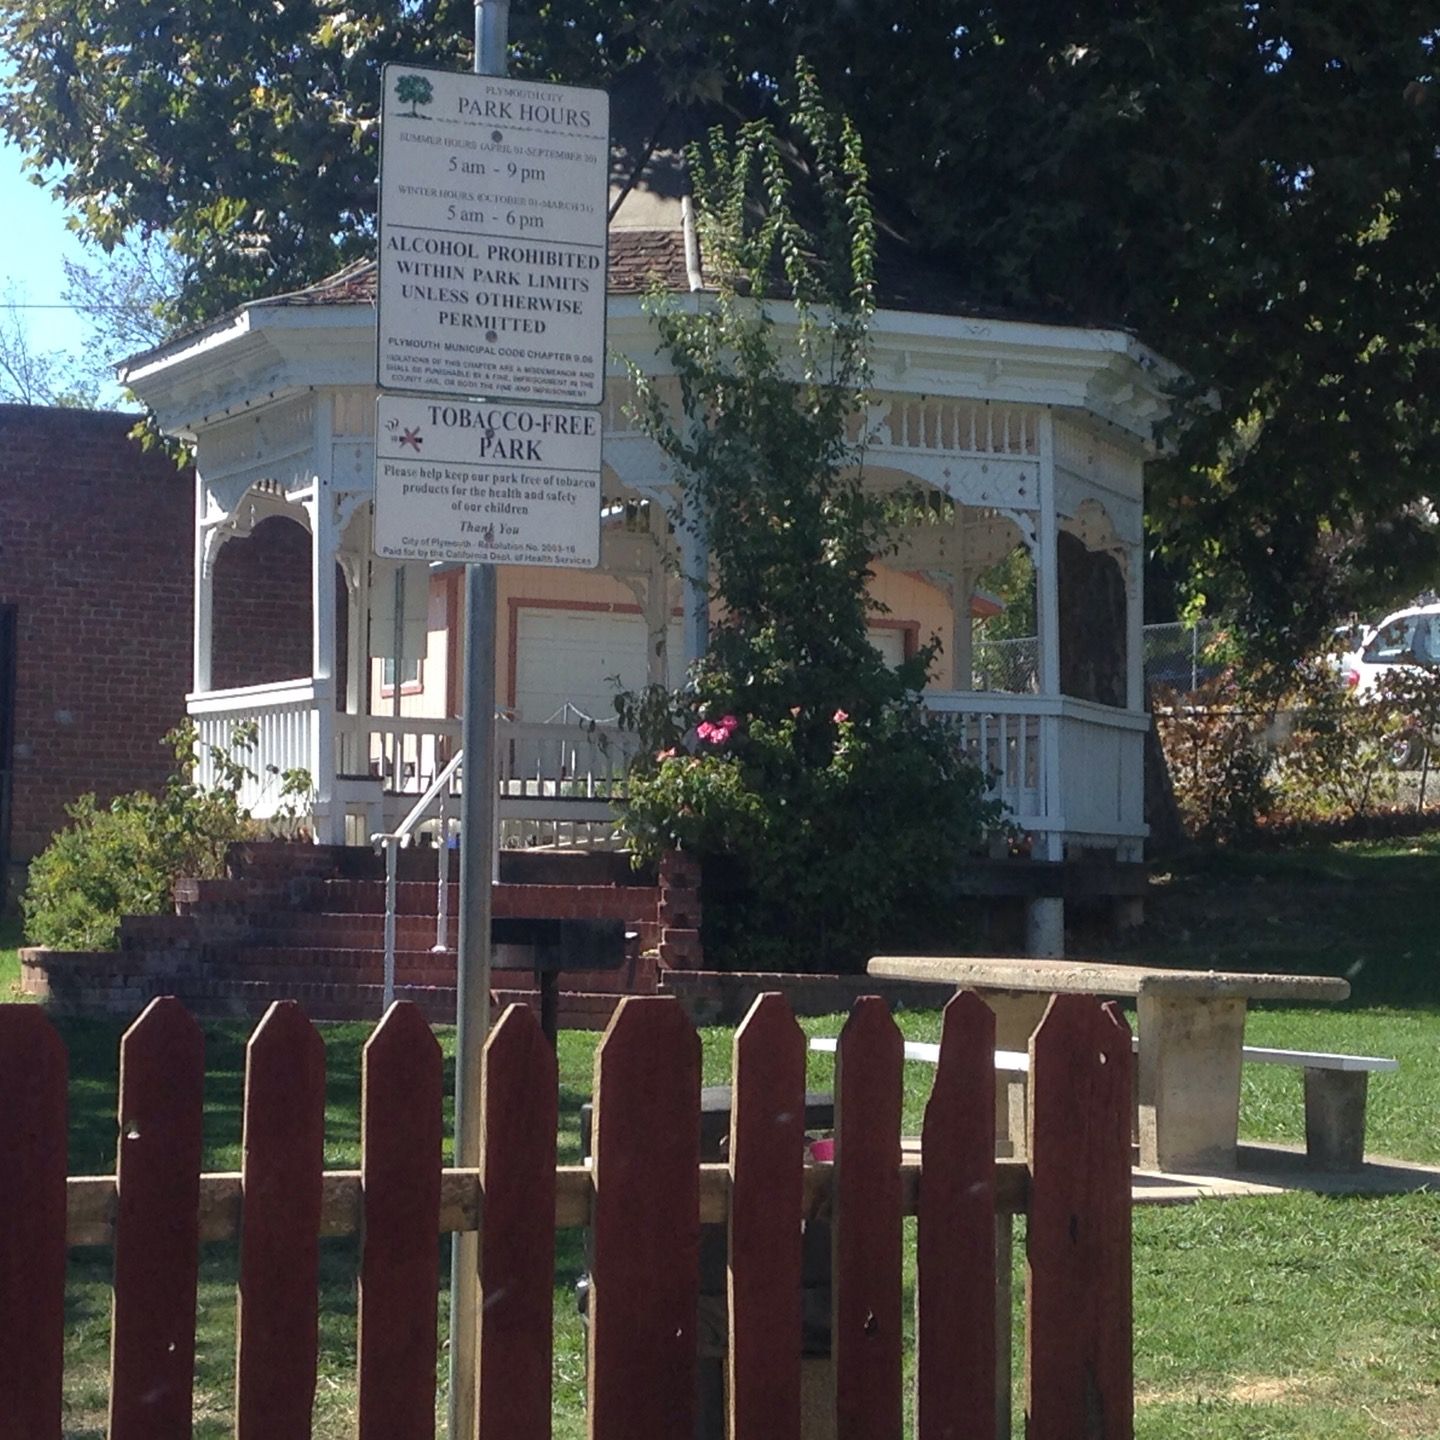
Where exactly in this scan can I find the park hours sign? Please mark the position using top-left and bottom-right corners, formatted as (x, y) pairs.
(378, 65), (609, 406)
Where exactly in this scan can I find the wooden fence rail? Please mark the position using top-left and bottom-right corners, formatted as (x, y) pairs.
(0, 989), (1133, 1440)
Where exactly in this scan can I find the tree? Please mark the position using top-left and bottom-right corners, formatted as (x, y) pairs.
(62, 234), (184, 366)
(394, 72), (433, 118)
(3, 2), (1437, 652)
(614, 71), (1000, 972)
(0, 281), (100, 406)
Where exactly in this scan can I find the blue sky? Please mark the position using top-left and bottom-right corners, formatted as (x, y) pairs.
(2, 134), (128, 407)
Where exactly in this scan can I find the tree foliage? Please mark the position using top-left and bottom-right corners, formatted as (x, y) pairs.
(3, 3), (1437, 647)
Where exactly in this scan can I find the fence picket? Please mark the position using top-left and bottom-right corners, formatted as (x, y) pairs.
(477, 1004), (557, 1440)
(109, 998), (205, 1440)
(235, 1001), (326, 1440)
(834, 997), (904, 1440)
(358, 1002), (442, 1440)
(1026, 996), (1134, 1440)
(728, 993), (806, 1440)
(588, 997), (700, 1440)
(0, 1007), (68, 1440)
(917, 991), (997, 1440)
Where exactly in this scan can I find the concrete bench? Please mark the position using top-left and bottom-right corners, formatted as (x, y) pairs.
(1240, 1046), (1397, 1172)
(808, 1037), (1032, 1157)
(809, 1036), (1397, 1173)
(866, 955), (1352, 1172)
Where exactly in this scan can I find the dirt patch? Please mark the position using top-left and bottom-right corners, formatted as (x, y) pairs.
(1137, 1373), (1316, 1407)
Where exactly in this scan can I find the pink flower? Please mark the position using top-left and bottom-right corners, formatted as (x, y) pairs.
(655, 747), (677, 760)
(697, 714), (740, 745)
(833, 709), (849, 724)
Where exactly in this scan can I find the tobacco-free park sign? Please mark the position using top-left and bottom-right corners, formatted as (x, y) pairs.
(378, 65), (610, 406)
(373, 395), (602, 568)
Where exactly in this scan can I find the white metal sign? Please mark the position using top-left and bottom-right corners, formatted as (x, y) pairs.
(378, 65), (609, 405)
(373, 395), (602, 568)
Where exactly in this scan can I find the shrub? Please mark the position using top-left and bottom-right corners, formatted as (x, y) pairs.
(621, 694), (999, 972)
(23, 721), (257, 949)
(1270, 660), (1401, 821)
(1152, 671), (1275, 843)
(1154, 653), (1440, 841)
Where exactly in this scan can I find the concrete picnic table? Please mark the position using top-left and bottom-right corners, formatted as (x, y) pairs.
(866, 955), (1351, 1173)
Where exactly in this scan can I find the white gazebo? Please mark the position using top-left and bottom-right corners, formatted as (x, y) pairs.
(121, 176), (1174, 953)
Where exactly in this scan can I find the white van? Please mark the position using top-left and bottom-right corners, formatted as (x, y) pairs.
(1340, 604), (1440, 695)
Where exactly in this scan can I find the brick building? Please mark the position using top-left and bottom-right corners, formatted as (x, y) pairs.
(0, 405), (325, 903)
(0, 406), (192, 900)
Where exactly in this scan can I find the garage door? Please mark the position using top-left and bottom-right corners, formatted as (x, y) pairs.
(868, 625), (907, 669)
(515, 608), (684, 722)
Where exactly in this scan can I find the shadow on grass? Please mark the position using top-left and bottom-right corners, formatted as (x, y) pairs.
(1109, 835), (1440, 1009)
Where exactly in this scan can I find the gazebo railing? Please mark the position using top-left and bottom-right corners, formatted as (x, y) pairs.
(188, 682), (635, 846)
(922, 691), (1149, 846)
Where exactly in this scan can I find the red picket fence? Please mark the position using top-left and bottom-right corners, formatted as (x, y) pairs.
(0, 988), (1133, 1440)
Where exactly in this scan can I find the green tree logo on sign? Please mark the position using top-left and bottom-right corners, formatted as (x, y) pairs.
(395, 74), (434, 118)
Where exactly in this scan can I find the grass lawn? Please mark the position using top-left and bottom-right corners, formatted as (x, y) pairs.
(1, 909), (24, 1000)
(12, 830), (1440, 1436)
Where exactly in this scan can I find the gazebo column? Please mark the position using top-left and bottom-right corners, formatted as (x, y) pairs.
(644, 505), (672, 687)
(1029, 411), (1065, 956)
(345, 558), (368, 717)
(677, 490), (709, 666)
(1120, 543), (1148, 884)
(307, 396), (340, 842)
(1124, 544), (1145, 715)
(193, 477), (215, 695)
(951, 568), (975, 691)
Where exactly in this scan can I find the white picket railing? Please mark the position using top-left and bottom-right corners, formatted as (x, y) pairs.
(921, 691), (1149, 846)
(334, 713), (463, 795)
(188, 679), (322, 818)
(187, 684), (636, 847)
(189, 682), (1147, 855)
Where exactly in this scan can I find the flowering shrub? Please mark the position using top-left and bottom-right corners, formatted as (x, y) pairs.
(621, 694), (999, 971)
(612, 73), (1001, 969)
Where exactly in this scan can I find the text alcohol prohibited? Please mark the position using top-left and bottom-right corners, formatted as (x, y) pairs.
(374, 396), (601, 569)
(379, 65), (609, 405)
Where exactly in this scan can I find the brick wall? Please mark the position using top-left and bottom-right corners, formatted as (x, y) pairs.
(0, 406), (193, 876)
(210, 515), (346, 693)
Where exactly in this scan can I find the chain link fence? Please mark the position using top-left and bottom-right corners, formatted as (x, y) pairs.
(969, 621), (1218, 695)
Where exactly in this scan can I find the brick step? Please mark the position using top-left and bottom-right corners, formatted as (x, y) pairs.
(173, 877), (295, 913)
(24, 945), (635, 1028)
(98, 943), (646, 987)
(125, 912), (457, 951)
(43, 970), (621, 1029)
(151, 944), (457, 976)
(287, 879), (658, 922)
(202, 960), (462, 988)
(173, 978), (458, 1025)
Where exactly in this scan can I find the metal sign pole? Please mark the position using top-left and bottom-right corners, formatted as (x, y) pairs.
(448, 10), (508, 1439)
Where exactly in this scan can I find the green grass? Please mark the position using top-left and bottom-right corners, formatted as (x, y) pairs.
(1106, 831), (1440, 1008)
(21, 831), (1440, 1435)
(0, 909), (25, 999)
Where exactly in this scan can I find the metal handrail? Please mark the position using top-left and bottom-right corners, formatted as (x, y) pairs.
(367, 713), (636, 1010)
(371, 748), (465, 1008)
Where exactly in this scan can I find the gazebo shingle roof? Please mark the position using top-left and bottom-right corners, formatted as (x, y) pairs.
(258, 227), (1065, 326)
(261, 229), (695, 313)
